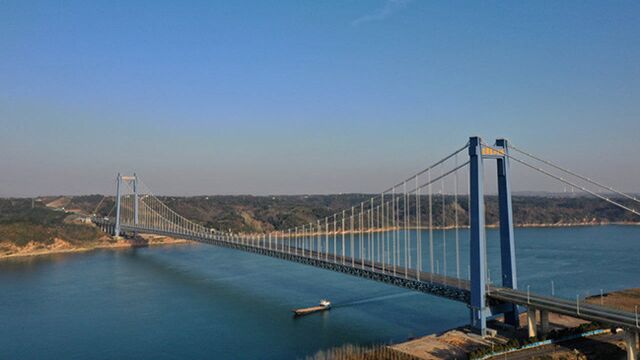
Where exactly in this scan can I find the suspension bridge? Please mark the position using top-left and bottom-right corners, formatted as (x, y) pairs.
(93, 136), (640, 359)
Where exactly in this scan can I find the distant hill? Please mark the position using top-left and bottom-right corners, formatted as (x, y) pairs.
(57, 194), (640, 233)
(1, 194), (637, 255)
(0, 198), (105, 250)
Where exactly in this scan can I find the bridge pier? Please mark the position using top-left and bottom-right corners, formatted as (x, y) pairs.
(539, 309), (550, 335)
(527, 307), (537, 338)
(624, 329), (638, 360)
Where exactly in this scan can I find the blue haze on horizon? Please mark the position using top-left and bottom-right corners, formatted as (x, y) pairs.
(0, 0), (638, 197)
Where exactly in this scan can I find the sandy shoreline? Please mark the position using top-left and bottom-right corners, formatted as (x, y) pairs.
(255, 221), (640, 238)
(0, 236), (190, 260)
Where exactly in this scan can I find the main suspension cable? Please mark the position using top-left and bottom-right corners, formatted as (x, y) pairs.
(482, 143), (640, 217)
(509, 143), (640, 204)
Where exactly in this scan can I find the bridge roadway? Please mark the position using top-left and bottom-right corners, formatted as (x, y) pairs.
(114, 222), (640, 332)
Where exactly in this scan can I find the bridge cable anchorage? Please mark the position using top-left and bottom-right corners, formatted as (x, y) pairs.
(509, 143), (640, 205)
(481, 142), (640, 218)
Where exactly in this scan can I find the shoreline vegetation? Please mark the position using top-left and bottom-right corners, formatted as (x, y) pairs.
(2, 194), (639, 260)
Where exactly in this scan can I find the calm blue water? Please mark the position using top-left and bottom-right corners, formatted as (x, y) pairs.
(1, 225), (639, 359)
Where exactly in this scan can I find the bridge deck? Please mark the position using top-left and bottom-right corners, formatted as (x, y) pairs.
(119, 224), (471, 303)
(490, 287), (640, 330)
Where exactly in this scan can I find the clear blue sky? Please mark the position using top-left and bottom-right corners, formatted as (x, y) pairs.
(1, 0), (638, 196)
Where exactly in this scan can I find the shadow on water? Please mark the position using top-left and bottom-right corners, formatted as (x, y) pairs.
(119, 250), (400, 350)
(120, 248), (277, 305)
(122, 248), (445, 320)
(123, 248), (387, 312)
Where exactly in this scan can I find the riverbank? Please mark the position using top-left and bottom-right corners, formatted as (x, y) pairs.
(390, 288), (640, 359)
(3, 221), (638, 260)
(0, 234), (189, 260)
(245, 221), (640, 239)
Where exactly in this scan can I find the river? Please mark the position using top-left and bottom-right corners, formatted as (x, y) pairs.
(1, 225), (638, 359)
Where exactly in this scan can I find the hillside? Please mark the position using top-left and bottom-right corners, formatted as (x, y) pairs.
(67, 194), (640, 233)
(2, 195), (637, 258)
(0, 198), (187, 258)
(0, 198), (109, 257)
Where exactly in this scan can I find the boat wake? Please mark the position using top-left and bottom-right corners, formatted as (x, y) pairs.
(334, 292), (418, 308)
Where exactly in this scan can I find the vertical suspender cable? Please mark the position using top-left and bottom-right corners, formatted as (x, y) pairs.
(428, 169), (434, 278)
(392, 188), (397, 275)
(442, 164), (446, 277)
(370, 205), (374, 271)
(341, 210), (346, 264)
(317, 220), (321, 259)
(368, 200), (372, 263)
(351, 207), (355, 266)
(325, 217), (329, 261)
(396, 190), (401, 274)
(403, 181), (408, 278)
(454, 153), (460, 279)
(333, 216), (337, 263)
(360, 202), (364, 269)
(376, 205), (380, 264)
(416, 175), (421, 280)
(383, 199), (387, 266)
(381, 194), (385, 273)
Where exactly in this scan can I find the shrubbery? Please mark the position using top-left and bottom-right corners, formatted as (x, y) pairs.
(468, 322), (602, 359)
(0, 199), (104, 246)
(305, 343), (418, 360)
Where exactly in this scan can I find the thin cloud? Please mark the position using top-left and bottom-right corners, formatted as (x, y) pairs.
(351, 0), (412, 27)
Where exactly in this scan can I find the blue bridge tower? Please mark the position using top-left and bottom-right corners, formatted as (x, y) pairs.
(468, 136), (519, 335)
